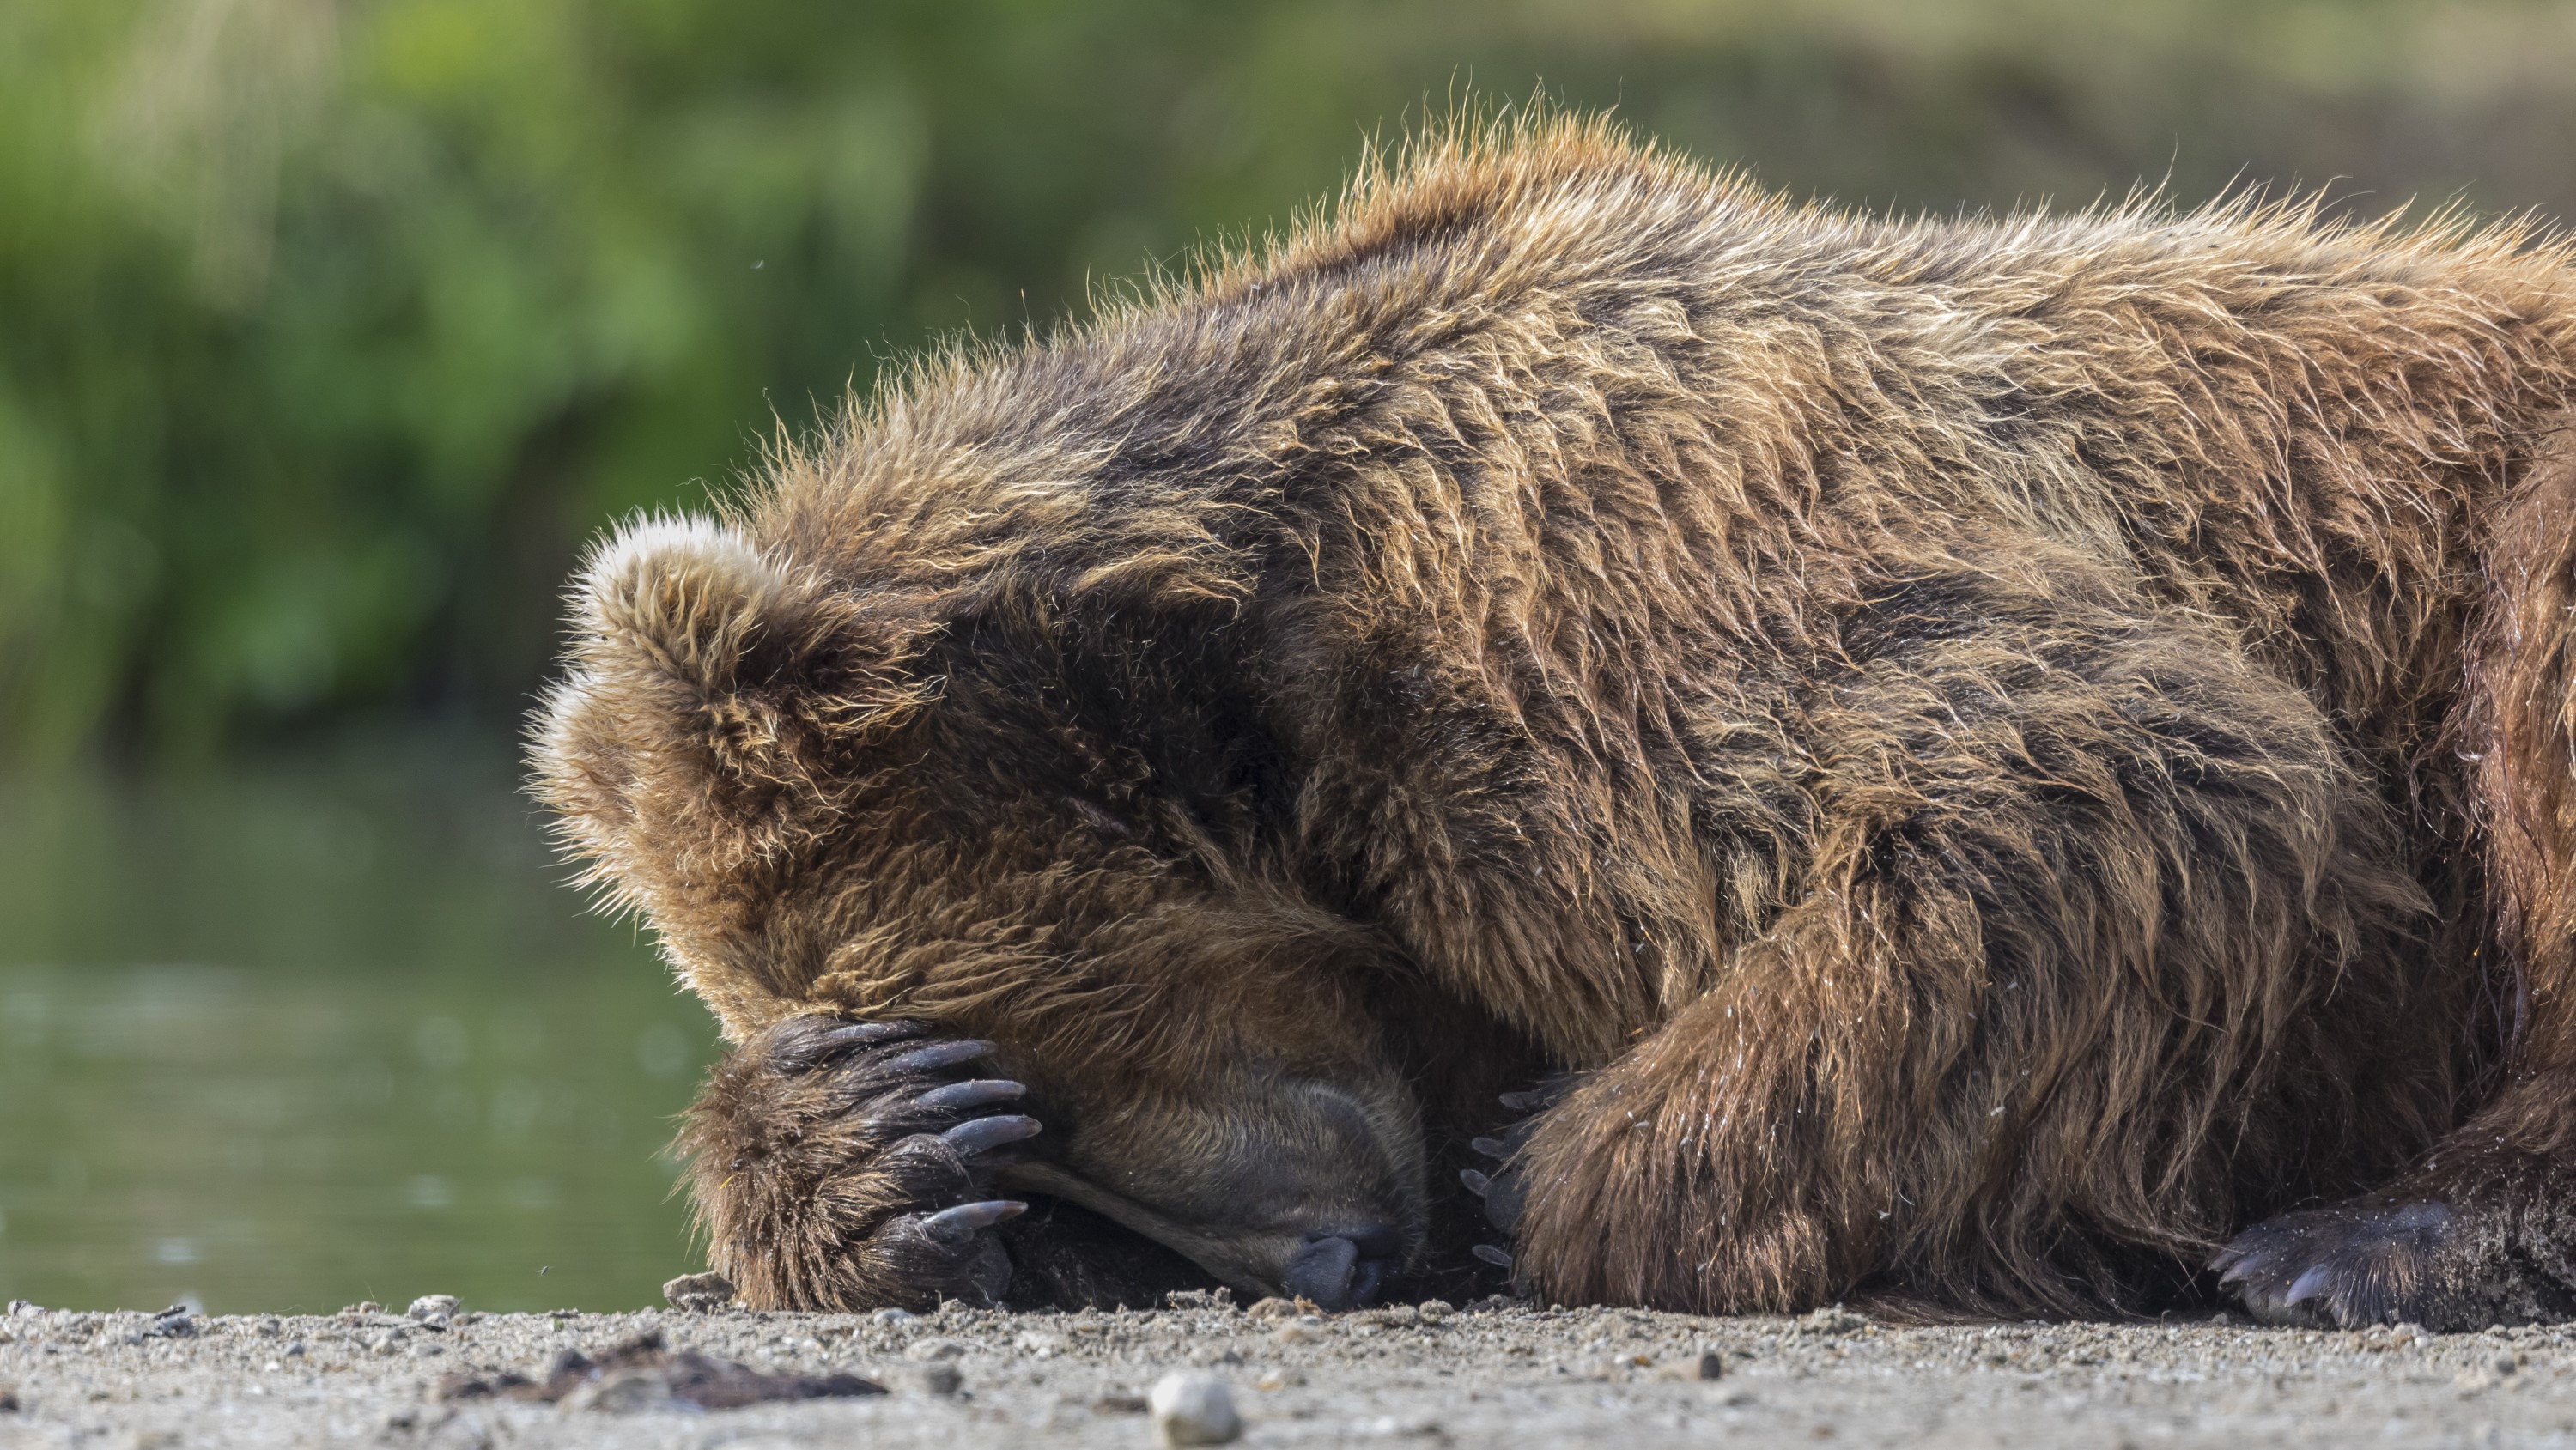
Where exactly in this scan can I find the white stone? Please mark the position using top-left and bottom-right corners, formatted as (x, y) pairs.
(1149, 1371), (1241, 1446)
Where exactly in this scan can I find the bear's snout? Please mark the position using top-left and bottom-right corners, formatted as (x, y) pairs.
(993, 1065), (1425, 1305)
(1281, 1223), (1405, 1310)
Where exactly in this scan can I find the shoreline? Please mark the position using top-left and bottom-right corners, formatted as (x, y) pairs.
(3, 1299), (2570, 1447)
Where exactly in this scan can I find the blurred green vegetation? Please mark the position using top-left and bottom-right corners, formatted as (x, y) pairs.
(10, 0), (2576, 761)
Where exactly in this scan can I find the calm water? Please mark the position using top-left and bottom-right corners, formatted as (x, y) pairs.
(0, 747), (719, 1313)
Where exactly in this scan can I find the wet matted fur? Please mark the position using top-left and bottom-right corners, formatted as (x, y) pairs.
(533, 112), (2576, 1326)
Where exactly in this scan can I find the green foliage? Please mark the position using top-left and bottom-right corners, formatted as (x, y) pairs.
(9, 0), (2576, 759)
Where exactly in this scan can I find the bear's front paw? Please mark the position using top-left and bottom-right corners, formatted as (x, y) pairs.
(2218, 1156), (2576, 1330)
(2215, 1201), (2454, 1328)
(683, 1015), (1043, 1311)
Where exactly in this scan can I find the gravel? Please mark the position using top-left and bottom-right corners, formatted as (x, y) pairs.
(3, 1296), (2576, 1447)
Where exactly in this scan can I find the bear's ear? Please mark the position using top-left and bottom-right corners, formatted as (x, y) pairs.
(532, 513), (937, 877)
(579, 511), (799, 695)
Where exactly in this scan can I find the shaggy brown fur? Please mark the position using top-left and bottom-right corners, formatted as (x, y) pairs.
(533, 113), (2576, 1326)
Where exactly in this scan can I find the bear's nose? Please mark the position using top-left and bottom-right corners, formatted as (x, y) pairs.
(1279, 1223), (1402, 1310)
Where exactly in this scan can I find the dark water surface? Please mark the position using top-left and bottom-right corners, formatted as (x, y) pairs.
(0, 748), (719, 1313)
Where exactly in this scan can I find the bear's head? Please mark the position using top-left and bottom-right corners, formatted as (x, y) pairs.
(532, 510), (1427, 1305)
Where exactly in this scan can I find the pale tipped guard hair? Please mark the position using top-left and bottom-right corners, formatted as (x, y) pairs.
(577, 511), (796, 695)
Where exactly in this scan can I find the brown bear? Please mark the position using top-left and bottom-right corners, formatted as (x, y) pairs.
(532, 112), (2576, 1329)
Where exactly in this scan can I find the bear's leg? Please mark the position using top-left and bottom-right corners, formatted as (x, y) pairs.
(2215, 435), (2576, 1331)
(1490, 569), (2451, 1315)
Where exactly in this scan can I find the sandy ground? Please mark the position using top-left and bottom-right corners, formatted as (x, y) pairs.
(4, 1295), (2576, 1448)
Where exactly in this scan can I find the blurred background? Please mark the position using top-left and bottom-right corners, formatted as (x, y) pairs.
(9, 0), (2576, 1313)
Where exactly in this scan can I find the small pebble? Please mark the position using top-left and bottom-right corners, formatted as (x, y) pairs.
(661, 1272), (736, 1313)
(1149, 1372), (1242, 1446)
(406, 1295), (459, 1325)
(1794, 1305), (1868, 1335)
(904, 1337), (968, 1361)
(919, 1363), (963, 1396)
(124, 1312), (196, 1343)
(1654, 1351), (1724, 1381)
(1093, 1393), (1150, 1415)
(872, 1307), (919, 1326)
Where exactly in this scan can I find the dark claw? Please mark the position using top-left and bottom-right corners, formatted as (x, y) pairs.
(1479, 1166), (1528, 1235)
(914, 1079), (1028, 1112)
(1473, 1244), (1513, 1271)
(1470, 1137), (1510, 1160)
(1498, 1089), (1548, 1113)
(920, 1199), (1026, 1242)
(818, 1020), (926, 1048)
(766, 1016), (927, 1069)
(1460, 1168), (1492, 1198)
(879, 1040), (994, 1076)
(941, 1113), (1042, 1156)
